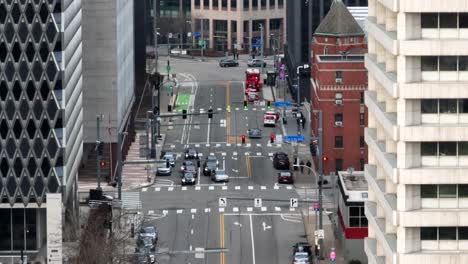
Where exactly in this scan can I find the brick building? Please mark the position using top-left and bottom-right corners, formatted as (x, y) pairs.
(310, 0), (368, 175)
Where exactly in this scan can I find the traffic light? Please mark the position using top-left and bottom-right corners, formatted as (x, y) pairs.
(208, 109), (213, 119)
(153, 106), (159, 115)
(100, 160), (106, 168)
(322, 155), (328, 161)
(243, 100), (248, 110)
(267, 100), (271, 110)
(270, 133), (275, 143)
(97, 141), (104, 156)
(241, 134), (246, 144)
(182, 109), (187, 119)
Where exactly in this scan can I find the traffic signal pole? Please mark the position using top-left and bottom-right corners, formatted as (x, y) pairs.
(96, 115), (102, 191)
(317, 110), (324, 260)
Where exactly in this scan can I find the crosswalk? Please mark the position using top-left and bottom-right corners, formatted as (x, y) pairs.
(121, 192), (142, 210)
(145, 206), (301, 217)
(142, 184), (295, 192)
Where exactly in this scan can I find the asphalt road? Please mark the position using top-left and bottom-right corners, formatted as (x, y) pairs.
(135, 57), (324, 264)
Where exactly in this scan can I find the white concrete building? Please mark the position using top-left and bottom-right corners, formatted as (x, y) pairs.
(364, 1), (468, 263)
(190, 0), (286, 53)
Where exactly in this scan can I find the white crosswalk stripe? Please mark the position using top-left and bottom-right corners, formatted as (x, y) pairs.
(121, 192), (142, 210)
(144, 206), (304, 216)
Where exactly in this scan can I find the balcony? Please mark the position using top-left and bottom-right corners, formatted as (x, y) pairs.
(399, 123), (468, 142)
(399, 82), (468, 99)
(376, 0), (398, 12)
(365, 164), (398, 225)
(365, 54), (398, 98)
(399, 39), (468, 56)
(399, 0), (468, 12)
(399, 209), (468, 227)
(364, 238), (386, 264)
(399, 252), (468, 264)
(365, 201), (398, 264)
(398, 167), (468, 185)
(365, 128), (398, 183)
(366, 17), (397, 55)
(365, 91), (398, 140)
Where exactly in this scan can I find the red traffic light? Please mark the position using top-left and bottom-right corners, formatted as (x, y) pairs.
(270, 133), (275, 143)
(100, 160), (106, 167)
(241, 134), (246, 143)
(322, 155), (328, 161)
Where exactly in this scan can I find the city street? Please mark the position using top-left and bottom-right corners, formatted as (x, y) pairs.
(132, 56), (334, 263)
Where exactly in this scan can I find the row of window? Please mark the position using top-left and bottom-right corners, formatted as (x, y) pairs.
(194, 0), (283, 9)
(422, 56), (468, 72)
(334, 113), (365, 126)
(333, 136), (365, 149)
(421, 142), (468, 156)
(421, 184), (468, 199)
(421, 227), (468, 241)
(334, 159), (365, 172)
(348, 206), (368, 228)
(421, 99), (468, 114)
(422, 13), (468, 29)
(335, 92), (365, 105)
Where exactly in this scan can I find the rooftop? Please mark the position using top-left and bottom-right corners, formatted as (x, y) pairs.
(315, 0), (365, 37)
(338, 170), (368, 202)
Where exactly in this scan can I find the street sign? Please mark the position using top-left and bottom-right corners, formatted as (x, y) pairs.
(313, 202), (320, 212)
(254, 198), (262, 207)
(165, 86), (171, 93)
(279, 70), (285, 80)
(314, 229), (325, 239)
(290, 198), (298, 208)
(284, 135), (305, 142)
(329, 248), (336, 262)
(168, 33), (173, 38)
(252, 43), (261, 48)
(274, 101), (292, 107)
(194, 31), (201, 37)
(219, 197), (227, 207)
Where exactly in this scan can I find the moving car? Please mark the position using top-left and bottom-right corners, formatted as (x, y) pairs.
(247, 59), (267, 67)
(138, 226), (158, 245)
(273, 152), (290, 170)
(181, 172), (196, 185)
(206, 154), (219, 165)
(156, 161), (172, 176)
(247, 91), (259, 102)
(292, 252), (311, 264)
(219, 58), (239, 67)
(265, 110), (280, 121)
(203, 160), (218, 176)
(247, 128), (262, 139)
(181, 165), (198, 178)
(293, 242), (312, 256)
(180, 160), (194, 172)
(137, 237), (156, 252)
(211, 170), (229, 182)
(184, 148), (199, 159)
(263, 113), (276, 127)
(278, 171), (294, 184)
(162, 152), (176, 167)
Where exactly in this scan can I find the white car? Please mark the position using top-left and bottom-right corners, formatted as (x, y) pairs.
(211, 170), (229, 183)
(292, 252), (311, 264)
(263, 114), (276, 127)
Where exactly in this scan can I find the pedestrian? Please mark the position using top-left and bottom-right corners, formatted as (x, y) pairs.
(300, 160), (305, 173)
(293, 156), (298, 171)
(306, 160), (312, 174)
(197, 159), (201, 168)
(297, 117), (300, 126)
(301, 116), (306, 129)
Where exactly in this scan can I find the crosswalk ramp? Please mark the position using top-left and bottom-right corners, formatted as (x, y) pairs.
(121, 192), (142, 210)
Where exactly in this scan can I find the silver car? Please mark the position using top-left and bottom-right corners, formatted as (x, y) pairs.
(211, 170), (229, 183)
(163, 152), (176, 167)
(247, 128), (262, 138)
(292, 252), (310, 264)
(156, 161), (171, 176)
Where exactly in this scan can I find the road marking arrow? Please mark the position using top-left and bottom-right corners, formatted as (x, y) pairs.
(262, 221), (272, 231)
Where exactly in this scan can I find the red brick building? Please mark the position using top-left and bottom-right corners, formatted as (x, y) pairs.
(310, 1), (368, 175)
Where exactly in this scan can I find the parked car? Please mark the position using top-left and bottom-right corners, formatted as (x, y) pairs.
(184, 148), (199, 159)
(137, 237), (156, 252)
(278, 171), (294, 184)
(219, 58), (239, 67)
(181, 165), (198, 178)
(181, 172), (196, 185)
(247, 59), (267, 67)
(162, 152), (176, 167)
(203, 160), (218, 176)
(211, 170), (229, 182)
(138, 226), (158, 245)
(156, 161), (172, 176)
(247, 128), (262, 139)
(273, 152), (290, 170)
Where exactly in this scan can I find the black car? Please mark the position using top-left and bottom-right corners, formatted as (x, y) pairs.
(181, 172), (196, 185)
(219, 59), (239, 67)
(184, 148), (199, 159)
(273, 152), (290, 170)
(293, 242), (312, 256)
(203, 160), (218, 176)
(278, 171), (294, 184)
(181, 165), (198, 178)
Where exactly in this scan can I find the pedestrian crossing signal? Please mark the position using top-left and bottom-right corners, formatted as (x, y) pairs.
(243, 100), (248, 109)
(100, 160), (106, 167)
(208, 109), (213, 119)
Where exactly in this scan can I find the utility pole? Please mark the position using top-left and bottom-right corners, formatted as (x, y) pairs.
(96, 115), (102, 190)
(260, 24), (264, 74)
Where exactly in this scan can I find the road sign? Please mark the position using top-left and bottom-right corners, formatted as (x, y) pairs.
(290, 198), (298, 208)
(313, 202), (320, 212)
(219, 197), (227, 207)
(194, 31), (201, 37)
(329, 248), (336, 262)
(314, 229), (325, 239)
(254, 198), (262, 207)
(168, 33), (173, 38)
(165, 86), (171, 93)
(274, 101), (292, 107)
(252, 43), (261, 48)
(284, 135), (305, 142)
(279, 70), (285, 80)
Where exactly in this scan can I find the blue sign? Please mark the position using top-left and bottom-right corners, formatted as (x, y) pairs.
(284, 135), (305, 142)
(274, 101), (292, 107)
(193, 31), (201, 37)
(252, 43), (261, 48)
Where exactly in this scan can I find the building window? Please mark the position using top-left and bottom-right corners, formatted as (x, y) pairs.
(440, 14), (457, 28)
(421, 142), (438, 156)
(213, 0), (219, 8)
(335, 113), (343, 122)
(421, 13), (438, 28)
(422, 184), (468, 199)
(439, 142), (457, 156)
(421, 99), (438, 113)
(360, 136), (365, 148)
(204, 0), (210, 8)
(348, 206), (367, 227)
(278, 0), (283, 7)
(359, 113), (364, 126)
(335, 71), (342, 79)
(261, 0), (266, 9)
(439, 56), (457, 71)
(335, 136), (343, 148)
(421, 185), (438, 198)
(335, 92), (343, 105)
(324, 47), (329, 55)
(231, 0), (237, 9)
(422, 99), (468, 114)
(421, 227), (438, 240)
(252, 0), (258, 9)
(222, 0), (228, 9)
(360, 92), (364, 104)
(335, 159), (343, 172)
(421, 56), (438, 71)
(243, 0), (249, 10)
(195, 0), (201, 7)
(269, 0), (275, 8)
(359, 159), (365, 170)
(421, 13), (467, 29)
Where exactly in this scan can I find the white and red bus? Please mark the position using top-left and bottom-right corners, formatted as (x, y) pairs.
(245, 68), (261, 94)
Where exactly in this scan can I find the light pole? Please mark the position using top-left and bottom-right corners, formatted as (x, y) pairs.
(259, 24), (264, 74)
(153, 0), (158, 72)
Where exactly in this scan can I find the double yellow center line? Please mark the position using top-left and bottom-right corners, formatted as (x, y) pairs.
(219, 213), (225, 264)
(226, 81), (232, 144)
(246, 156), (252, 178)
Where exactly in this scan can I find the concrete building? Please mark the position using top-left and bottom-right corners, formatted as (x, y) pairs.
(364, 1), (468, 263)
(80, 0), (135, 184)
(310, 1), (368, 175)
(337, 170), (368, 263)
(285, 0), (367, 102)
(190, 0), (286, 54)
(0, 0), (82, 261)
